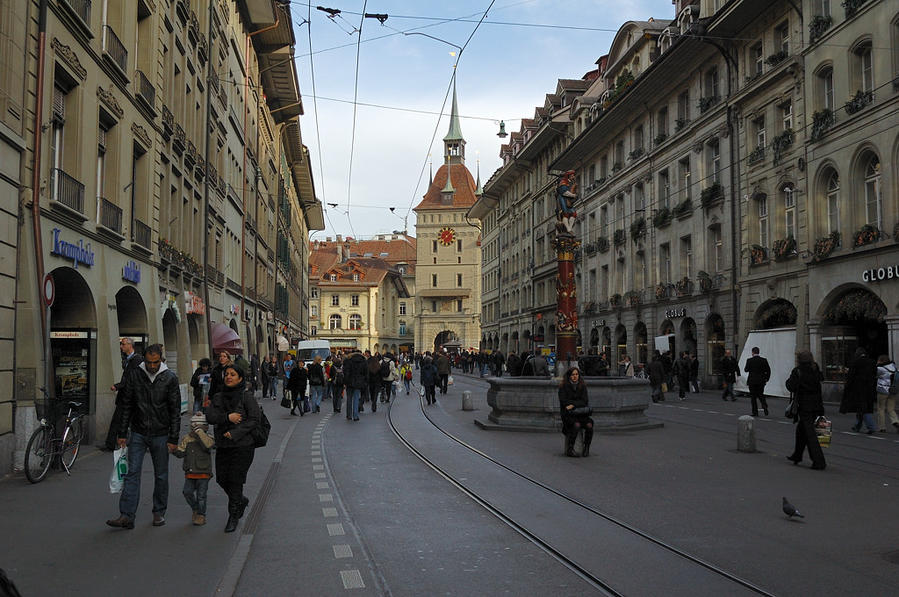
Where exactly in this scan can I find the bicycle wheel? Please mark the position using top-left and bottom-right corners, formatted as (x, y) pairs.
(60, 418), (83, 471)
(24, 426), (53, 483)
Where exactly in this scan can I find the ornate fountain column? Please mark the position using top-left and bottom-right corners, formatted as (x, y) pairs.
(552, 232), (580, 367)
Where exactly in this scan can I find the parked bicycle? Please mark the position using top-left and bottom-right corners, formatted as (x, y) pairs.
(24, 388), (86, 483)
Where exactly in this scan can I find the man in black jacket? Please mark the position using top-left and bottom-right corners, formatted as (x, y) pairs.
(721, 349), (740, 401)
(674, 352), (692, 400)
(744, 347), (771, 416)
(343, 351), (368, 421)
(106, 344), (180, 530)
(104, 338), (143, 450)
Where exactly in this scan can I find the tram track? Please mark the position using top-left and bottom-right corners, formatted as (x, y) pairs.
(386, 384), (776, 596)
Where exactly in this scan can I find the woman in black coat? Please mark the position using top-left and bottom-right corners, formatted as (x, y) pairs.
(785, 350), (826, 470)
(839, 347), (877, 433)
(558, 367), (593, 457)
(286, 362), (308, 416)
(206, 364), (260, 532)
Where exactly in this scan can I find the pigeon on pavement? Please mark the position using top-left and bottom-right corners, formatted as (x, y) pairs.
(782, 497), (804, 518)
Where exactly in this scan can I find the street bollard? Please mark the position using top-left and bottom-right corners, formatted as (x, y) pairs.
(462, 390), (473, 411)
(737, 415), (756, 453)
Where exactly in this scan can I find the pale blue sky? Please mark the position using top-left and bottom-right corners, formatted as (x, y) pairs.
(288, 0), (672, 239)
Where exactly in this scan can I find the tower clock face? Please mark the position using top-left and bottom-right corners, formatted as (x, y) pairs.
(438, 227), (456, 246)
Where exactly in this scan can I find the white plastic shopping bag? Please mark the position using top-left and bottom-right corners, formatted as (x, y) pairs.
(447, 375), (454, 386)
(109, 446), (128, 494)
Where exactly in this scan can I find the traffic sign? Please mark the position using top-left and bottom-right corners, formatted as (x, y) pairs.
(43, 273), (55, 307)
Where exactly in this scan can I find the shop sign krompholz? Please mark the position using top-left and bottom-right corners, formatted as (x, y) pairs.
(50, 228), (95, 268)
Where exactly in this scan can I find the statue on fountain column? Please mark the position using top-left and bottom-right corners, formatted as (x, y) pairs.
(556, 170), (578, 235)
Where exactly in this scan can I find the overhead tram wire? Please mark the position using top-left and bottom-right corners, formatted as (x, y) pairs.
(177, 70), (899, 222)
(402, 0), (497, 224)
(340, 1), (369, 240)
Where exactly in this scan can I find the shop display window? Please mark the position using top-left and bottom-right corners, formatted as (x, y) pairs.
(822, 335), (857, 382)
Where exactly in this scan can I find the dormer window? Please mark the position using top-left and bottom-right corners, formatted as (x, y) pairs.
(329, 274), (337, 282)
(353, 273), (359, 282)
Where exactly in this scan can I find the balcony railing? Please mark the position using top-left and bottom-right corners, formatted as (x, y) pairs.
(103, 25), (128, 74)
(51, 168), (85, 214)
(63, 0), (91, 24)
(161, 105), (174, 139)
(135, 70), (156, 112)
(99, 197), (122, 234)
(133, 219), (151, 249)
(173, 124), (185, 154)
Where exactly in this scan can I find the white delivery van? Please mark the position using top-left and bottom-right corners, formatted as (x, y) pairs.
(295, 340), (331, 367)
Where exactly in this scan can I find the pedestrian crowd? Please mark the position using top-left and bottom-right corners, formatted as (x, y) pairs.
(103, 339), (456, 533)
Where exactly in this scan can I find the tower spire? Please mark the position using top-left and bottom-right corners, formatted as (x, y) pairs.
(443, 81), (465, 165)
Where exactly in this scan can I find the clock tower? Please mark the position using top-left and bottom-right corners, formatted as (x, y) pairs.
(413, 84), (482, 353)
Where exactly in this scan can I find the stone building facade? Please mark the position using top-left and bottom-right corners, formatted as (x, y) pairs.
(8, 0), (321, 472)
(0, 0), (28, 472)
(475, 0), (898, 392)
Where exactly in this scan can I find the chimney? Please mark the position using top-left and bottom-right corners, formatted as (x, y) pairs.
(377, 234), (385, 240)
(336, 234), (342, 242)
(343, 243), (351, 262)
(326, 236), (332, 242)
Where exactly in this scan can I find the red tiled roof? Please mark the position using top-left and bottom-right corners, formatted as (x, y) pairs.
(413, 162), (478, 211)
(311, 234), (417, 269)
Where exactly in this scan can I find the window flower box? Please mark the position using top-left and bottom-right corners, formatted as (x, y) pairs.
(750, 244), (768, 265)
(764, 50), (788, 67)
(772, 236), (797, 261)
(853, 224), (881, 247)
(844, 89), (873, 115)
(624, 290), (641, 307)
(697, 271), (713, 293)
(772, 129), (795, 165)
(674, 277), (693, 297)
(809, 14), (833, 42)
(653, 207), (672, 228)
(611, 162), (623, 173)
(597, 236), (610, 253)
(698, 96), (719, 114)
(655, 283), (670, 300)
(609, 293), (622, 308)
(628, 147), (644, 161)
(811, 231), (840, 263)
(613, 228), (627, 246)
(700, 182), (724, 209)
(672, 198), (693, 219)
(842, 0), (867, 19)
(674, 118), (688, 132)
(748, 145), (766, 165)
(654, 132), (668, 145)
(810, 109), (835, 142)
(630, 217), (646, 242)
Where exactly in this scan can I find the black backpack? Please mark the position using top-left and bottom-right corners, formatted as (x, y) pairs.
(380, 360), (391, 378)
(245, 392), (271, 448)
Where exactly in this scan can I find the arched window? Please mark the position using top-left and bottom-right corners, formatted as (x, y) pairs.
(826, 171), (840, 235)
(349, 314), (362, 330)
(329, 314), (342, 329)
(864, 155), (881, 228)
(852, 40), (874, 92)
(782, 184), (796, 239)
(817, 66), (834, 110)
